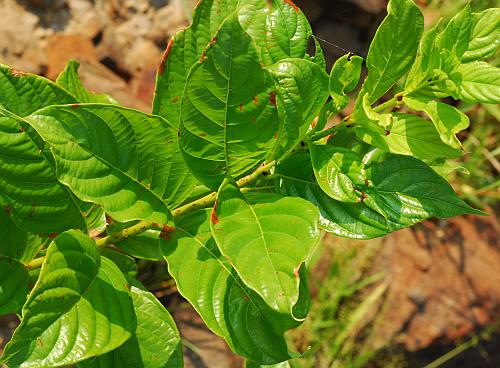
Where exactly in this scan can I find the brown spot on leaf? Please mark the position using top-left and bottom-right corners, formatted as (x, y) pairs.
(4, 205), (12, 217)
(105, 215), (113, 225)
(253, 96), (259, 106)
(284, 0), (300, 13)
(269, 91), (277, 107)
(71, 104), (80, 109)
(274, 132), (279, 139)
(200, 50), (207, 63)
(385, 130), (391, 136)
(48, 233), (58, 239)
(159, 37), (175, 75)
(208, 37), (218, 47)
(211, 198), (220, 225)
(10, 68), (27, 77)
(239, 103), (244, 112)
(160, 224), (176, 241)
(19, 127), (26, 133)
(171, 96), (179, 104)
(294, 267), (300, 279)
(365, 179), (370, 187)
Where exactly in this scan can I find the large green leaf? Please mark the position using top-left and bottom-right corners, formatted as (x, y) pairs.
(152, 0), (267, 125)
(403, 96), (469, 149)
(25, 104), (194, 224)
(0, 256), (29, 315)
(310, 144), (365, 203)
(276, 151), (482, 239)
(0, 64), (75, 117)
(364, 155), (483, 230)
(268, 58), (329, 159)
(462, 8), (500, 62)
(0, 110), (88, 233)
(0, 230), (136, 368)
(329, 54), (364, 111)
(359, 0), (423, 104)
(354, 113), (462, 160)
(454, 62), (500, 104)
(275, 152), (389, 240)
(162, 209), (303, 364)
(79, 281), (182, 368)
(211, 179), (319, 316)
(56, 60), (117, 104)
(180, 14), (278, 188)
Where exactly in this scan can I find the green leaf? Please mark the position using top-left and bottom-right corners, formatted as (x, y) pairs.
(435, 4), (473, 70)
(0, 256), (29, 315)
(180, 14), (278, 188)
(276, 151), (482, 239)
(56, 60), (117, 104)
(0, 65), (76, 117)
(354, 113), (462, 160)
(113, 225), (164, 261)
(268, 58), (329, 159)
(162, 208), (301, 364)
(260, 0), (323, 67)
(359, 0), (423, 104)
(26, 104), (194, 224)
(211, 179), (319, 316)
(152, 0), (267, 125)
(1, 230), (136, 368)
(275, 152), (389, 240)
(403, 96), (470, 149)
(99, 249), (138, 280)
(329, 54), (363, 110)
(364, 155), (484, 230)
(0, 110), (88, 233)
(79, 280), (182, 368)
(454, 62), (500, 104)
(310, 144), (365, 203)
(0, 209), (42, 263)
(462, 8), (500, 62)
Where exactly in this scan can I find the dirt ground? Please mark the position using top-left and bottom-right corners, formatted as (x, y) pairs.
(1, 0), (499, 367)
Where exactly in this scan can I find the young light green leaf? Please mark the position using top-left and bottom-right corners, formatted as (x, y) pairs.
(310, 144), (365, 203)
(0, 230), (136, 368)
(454, 61), (500, 104)
(0, 64), (76, 117)
(26, 104), (194, 225)
(56, 60), (117, 104)
(434, 4), (473, 71)
(78, 281), (183, 368)
(211, 179), (320, 316)
(162, 208), (303, 365)
(462, 8), (500, 62)
(359, 0), (424, 104)
(0, 256), (29, 315)
(403, 96), (470, 149)
(354, 113), (462, 160)
(180, 14), (278, 188)
(275, 152), (389, 240)
(329, 54), (363, 111)
(0, 111), (88, 233)
(268, 58), (329, 159)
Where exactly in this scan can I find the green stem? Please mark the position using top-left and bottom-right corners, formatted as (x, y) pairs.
(372, 92), (404, 113)
(310, 124), (346, 142)
(25, 160), (278, 271)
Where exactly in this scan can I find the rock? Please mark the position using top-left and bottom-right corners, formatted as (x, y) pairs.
(0, 0), (46, 73)
(369, 215), (500, 352)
